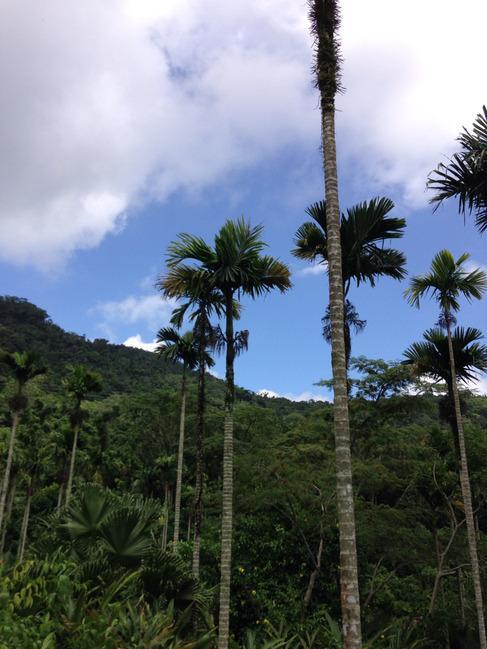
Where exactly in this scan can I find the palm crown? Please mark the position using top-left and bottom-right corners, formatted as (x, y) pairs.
(166, 218), (291, 298)
(293, 197), (406, 294)
(404, 327), (487, 386)
(404, 250), (487, 315)
(63, 365), (102, 405)
(0, 350), (46, 392)
(156, 328), (213, 371)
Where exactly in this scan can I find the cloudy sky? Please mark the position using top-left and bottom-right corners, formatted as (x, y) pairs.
(1, 0), (486, 399)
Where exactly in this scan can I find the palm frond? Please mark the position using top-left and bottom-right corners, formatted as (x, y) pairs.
(429, 106), (487, 233)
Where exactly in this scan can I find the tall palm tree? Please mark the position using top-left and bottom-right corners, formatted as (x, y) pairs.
(405, 250), (487, 648)
(404, 327), (487, 459)
(294, 197), (406, 366)
(163, 285), (228, 578)
(63, 365), (102, 506)
(428, 106), (487, 234)
(0, 351), (46, 536)
(165, 218), (291, 649)
(307, 2), (363, 642)
(156, 327), (211, 547)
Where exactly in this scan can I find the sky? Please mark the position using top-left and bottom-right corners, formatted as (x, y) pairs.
(1, 0), (486, 400)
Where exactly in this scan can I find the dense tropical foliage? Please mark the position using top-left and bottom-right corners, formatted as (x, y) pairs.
(1, 295), (487, 648)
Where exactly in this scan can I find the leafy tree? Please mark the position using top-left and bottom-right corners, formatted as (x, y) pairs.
(157, 327), (202, 546)
(429, 106), (487, 234)
(405, 250), (487, 648)
(165, 218), (291, 649)
(63, 365), (102, 506)
(349, 357), (415, 402)
(0, 351), (46, 537)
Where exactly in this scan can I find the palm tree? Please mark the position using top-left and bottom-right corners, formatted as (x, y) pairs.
(165, 218), (291, 649)
(404, 327), (487, 459)
(405, 250), (487, 648)
(63, 365), (102, 506)
(307, 1), (363, 641)
(294, 197), (406, 366)
(156, 327), (209, 547)
(0, 351), (46, 537)
(428, 106), (487, 234)
(162, 284), (228, 578)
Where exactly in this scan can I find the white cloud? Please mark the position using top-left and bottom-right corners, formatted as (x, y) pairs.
(123, 334), (158, 352)
(464, 374), (487, 396)
(92, 294), (176, 333)
(2, 1), (486, 268)
(339, 0), (487, 205)
(297, 262), (327, 277)
(0, 0), (315, 269)
(257, 388), (328, 403)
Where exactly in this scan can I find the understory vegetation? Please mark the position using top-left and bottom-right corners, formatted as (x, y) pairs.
(0, 296), (486, 648)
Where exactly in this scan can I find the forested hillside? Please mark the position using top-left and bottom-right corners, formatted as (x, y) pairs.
(0, 295), (486, 648)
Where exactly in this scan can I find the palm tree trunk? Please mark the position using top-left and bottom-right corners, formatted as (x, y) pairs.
(17, 486), (32, 563)
(57, 482), (65, 513)
(321, 98), (362, 648)
(0, 411), (20, 533)
(446, 320), (486, 648)
(192, 318), (207, 578)
(162, 484), (171, 550)
(173, 368), (187, 545)
(0, 470), (17, 553)
(218, 290), (236, 649)
(65, 423), (80, 506)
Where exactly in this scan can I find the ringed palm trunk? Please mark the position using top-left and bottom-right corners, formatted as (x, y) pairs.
(17, 484), (33, 563)
(321, 97), (362, 646)
(65, 420), (80, 506)
(446, 318), (486, 648)
(0, 410), (21, 533)
(173, 366), (187, 545)
(0, 470), (17, 553)
(218, 289), (235, 649)
(192, 319), (207, 578)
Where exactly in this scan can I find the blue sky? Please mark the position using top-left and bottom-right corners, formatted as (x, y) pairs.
(1, 0), (486, 399)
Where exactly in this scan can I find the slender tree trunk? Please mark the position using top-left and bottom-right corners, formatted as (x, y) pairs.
(458, 567), (466, 628)
(0, 411), (20, 532)
(0, 470), (17, 553)
(218, 290), (236, 649)
(446, 319), (486, 648)
(303, 536), (324, 610)
(192, 316), (207, 578)
(321, 98), (362, 647)
(65, 423), (80, 506)
(162, 483), (170, 550)
(187, 511), (192, 542)
(173, 368), (187, 545)
(57, 482), (65, 513)
(17, 486), (32, 563)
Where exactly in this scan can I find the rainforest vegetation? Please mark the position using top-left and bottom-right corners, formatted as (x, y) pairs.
(1, 2), (487, 649)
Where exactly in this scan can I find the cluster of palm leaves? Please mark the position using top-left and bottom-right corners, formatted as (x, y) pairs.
(429, 105), (487, 233)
